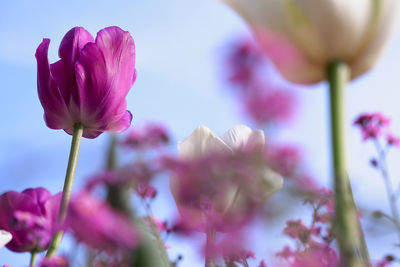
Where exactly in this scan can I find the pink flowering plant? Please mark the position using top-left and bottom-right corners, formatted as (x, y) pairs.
(2, 1), (400, 266)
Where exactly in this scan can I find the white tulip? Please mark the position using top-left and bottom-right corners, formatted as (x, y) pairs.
(177, 125), (283, 195)
(220, 0), (398, 84)
(171, 125), (283, 229)
(0, 230), (12, 248)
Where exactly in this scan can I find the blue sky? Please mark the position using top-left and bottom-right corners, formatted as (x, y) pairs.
(1, 0), (400, 266)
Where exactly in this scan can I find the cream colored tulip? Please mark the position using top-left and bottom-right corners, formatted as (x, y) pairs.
(221, 0), (398, 84)
(170, 125), (283, 230)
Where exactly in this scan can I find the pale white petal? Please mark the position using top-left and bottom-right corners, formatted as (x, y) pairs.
(0, 230), (12, 248)
(246, 129), (265, 150)
(295, 0), (372, 60)
(351, 0), (399, 79)
(178, 126), (232, 159)
(221, 0), (326, 83)
(261, 167), (284, 198)
(221, 125), (253, 150)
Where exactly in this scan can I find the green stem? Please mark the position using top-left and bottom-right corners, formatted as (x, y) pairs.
(46, 123), (84, 257)
(327, 62), (370, 266)
(30, 251), (37, 267)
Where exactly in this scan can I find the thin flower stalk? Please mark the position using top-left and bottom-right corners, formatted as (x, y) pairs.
(46, 123), (84, 257)
(327, 61), (370, 266)
(373, 139), (400, 241)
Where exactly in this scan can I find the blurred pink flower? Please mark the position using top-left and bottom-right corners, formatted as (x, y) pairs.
(65, 192), (138, 252)
(244, 86), (296, 126)
(265, 144), (302, 177)
(35, 26), (136, 138)
(0, 188), (61, 252)
(353, 113), (390, 141)
(123, 123), (170, 150)
(225, 38), (264, 87)
(38, 256), (69, 267)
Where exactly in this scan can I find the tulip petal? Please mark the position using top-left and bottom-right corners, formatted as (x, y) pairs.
(178, 126), (232, 159)
(351, 0), (399, 79)
(294, 0), (372, 60)
(0, 230), (12, 248)
(35, 39), (73, 129)
(75, 26), (135, 129)
(254, 28), (324, 83)
(52, 27), (94, 109)
(221, 0), (325, 83)
(247, 129), (265, 150)
(221, 125), (253, 150)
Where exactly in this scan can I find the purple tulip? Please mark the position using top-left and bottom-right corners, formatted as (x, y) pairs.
(35, 26), (136, 138)
(0, 188), (61, 252)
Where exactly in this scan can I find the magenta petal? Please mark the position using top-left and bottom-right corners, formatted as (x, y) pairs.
(104, 110), (133, 133)
(59, 27), (94, 68)
(51, 28), (94, 111)
(75, 26), (135, 130)
(35, 39), (72, 130)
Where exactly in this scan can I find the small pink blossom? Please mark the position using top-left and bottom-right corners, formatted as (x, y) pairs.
(386, 134), (400, 147)
(123, 123), (170, 150)
(65, 192), (138, 252)
(244, 86), (296, 126)
(38, 256), (69, 267)
(354, 113), (390, 141)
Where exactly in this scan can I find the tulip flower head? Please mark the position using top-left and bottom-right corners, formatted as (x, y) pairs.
(0, 230), (12, 248)
(169, 125), (283, 231)
(221, 0), (399, 84)
(36, 26), (136, 138)
(0, 188), (61, 252)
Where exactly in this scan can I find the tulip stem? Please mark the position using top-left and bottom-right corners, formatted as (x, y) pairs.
(327, 61), (370, 266)
(46, 123), (84, 257)
(30, 251), (37, 267)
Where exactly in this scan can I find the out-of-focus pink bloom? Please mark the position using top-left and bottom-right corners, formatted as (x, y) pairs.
(168, 125), (283, 231)
(386, 134), (400, 147)
(38, 256), (69, 267)
(377, 255), (395, 267)
(0, 188), (61, 252)
(290, 244), (339, 267)
(224, 38), (297, 126)
(244, 87), (296, 126)
(225, 38), (264, 87)
(65, 192), (138, 252)
(86, 162), (160, 199)
(35, 26), (136, 138)
(137, 183), (157, 199)
(0, 230), (12, 248)
(144, 217), (169, 233)
(353, 113), (390, 141)
(283, 220), (310, 242)
(123, 123), (170, 150)
(265, 144), (302, 177)
(258, 260), (267, 267)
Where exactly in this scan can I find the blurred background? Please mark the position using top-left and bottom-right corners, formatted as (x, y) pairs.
(1, 0), (400, 266)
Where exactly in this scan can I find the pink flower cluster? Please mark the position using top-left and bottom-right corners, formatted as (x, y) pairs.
(123, 122), (170, 150)
(277, 189), (338, 267)
(354, 112), (400, 146)
(223, 38), (297, 126)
